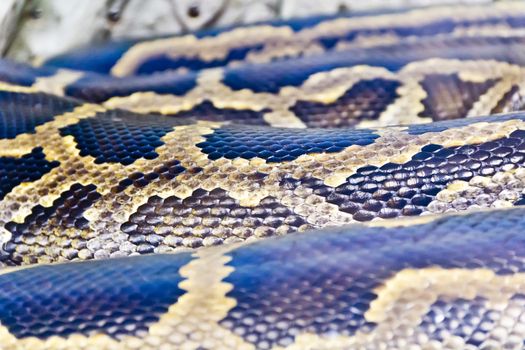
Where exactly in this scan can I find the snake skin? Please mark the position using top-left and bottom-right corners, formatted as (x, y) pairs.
(4, 36), (525, 129)
(2, 207), (525, 349)
(43, 2), (525, 76)
(1, 2), (525, 349)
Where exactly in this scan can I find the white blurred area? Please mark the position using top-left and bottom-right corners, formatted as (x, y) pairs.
(0, 0), (499, 62)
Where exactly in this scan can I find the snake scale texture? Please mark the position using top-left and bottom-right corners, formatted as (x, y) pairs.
(3, 2), (525, 349)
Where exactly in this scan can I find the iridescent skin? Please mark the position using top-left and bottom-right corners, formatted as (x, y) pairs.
(1, 207), (525, 349)
(0, 3), (524, 349)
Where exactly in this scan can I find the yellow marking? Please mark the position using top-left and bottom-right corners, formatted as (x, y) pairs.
(367, 76), (429, 128)
(1, 103), (524, 260)
(0, 102), (103, 158)
(245, 41), (325, 65)
(103, 90), (200, 114)
(0, 243), (254, 350)
(3, 248), (524, 349)
(468, 78), (516, 117)
(277, 267), (525, 350)
(452, 24), (525, 37)
(103, 58), (525, 131)
(326, 117), (525, 187)
(0, 264), (35, 276)
(148, 243), (254, 349)
(296, 3), (524, 42)
(334, 33), (401, 51)
(111, 25), (295, 77)
(370, 204), (525, 232)
(426, 169), (525, 216)
(109, 2), (524, 77)
(32, 69), (84, 96)
(0, 82), (39, 93)
(4, 63), (525, 258)
(0, 103), (107, 252)
(335, 26), (525, 53)
(80, 121), (220, 243)
(446, 180), (471, 193)
(366, 267), (521, 323)
(366, 213), (439, 228)
(263, 110), (306, 128)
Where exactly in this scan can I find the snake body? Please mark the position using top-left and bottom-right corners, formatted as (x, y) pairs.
(1, 2), (525, 349)
(2, 207), (525, 350)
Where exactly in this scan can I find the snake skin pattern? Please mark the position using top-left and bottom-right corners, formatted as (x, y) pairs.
(2, 2), (525, 349)
(2, 207), (525, 349)
(1, 3), (524, 129)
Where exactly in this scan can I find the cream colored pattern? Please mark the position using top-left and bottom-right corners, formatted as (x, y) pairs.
(98, 59), (525, 129)
(277, 268), (525, 350)
(1, 4), (525, 349)
(2, 83), (525, 262)
(32, 69), (84, 96)
(3, 241), (525, 349)
(427, 169), (525, 215)
(0, 243), (257, 350)
(110, 2), (525, 77)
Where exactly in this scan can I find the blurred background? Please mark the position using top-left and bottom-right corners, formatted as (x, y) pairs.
(0, 0), (506, 62)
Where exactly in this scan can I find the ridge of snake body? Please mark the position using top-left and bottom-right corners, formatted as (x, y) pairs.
(1, 2), (525, 350)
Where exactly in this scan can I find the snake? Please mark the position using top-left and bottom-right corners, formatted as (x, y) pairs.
(1, 2), (525, 349)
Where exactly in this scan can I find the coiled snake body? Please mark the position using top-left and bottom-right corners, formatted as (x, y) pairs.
(1, 3), (525, 349)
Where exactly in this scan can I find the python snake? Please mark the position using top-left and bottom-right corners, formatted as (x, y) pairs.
(2, 2), (525, 349)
